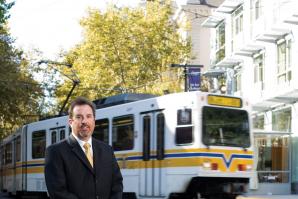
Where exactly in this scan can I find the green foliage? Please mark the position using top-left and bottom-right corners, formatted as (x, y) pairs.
(58, 0), (191, 104)
(0, 0), (13, 26)
(0, 1), (43, 139)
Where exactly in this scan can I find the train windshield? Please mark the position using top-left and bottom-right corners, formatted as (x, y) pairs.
(202, 106), (250, 148)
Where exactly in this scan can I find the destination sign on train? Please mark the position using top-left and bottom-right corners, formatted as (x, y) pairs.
(207, 95), (242, 108)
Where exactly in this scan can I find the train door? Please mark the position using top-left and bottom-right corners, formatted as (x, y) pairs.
(140, 111), (165, 197)
(0, 145), (3, 191)
(22, 126), (27, 193)
(50, 127), (66, 145)
(12, 136), (21, 194)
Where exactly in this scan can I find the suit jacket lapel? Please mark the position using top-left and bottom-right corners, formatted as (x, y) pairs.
(67, 135), (95, 174)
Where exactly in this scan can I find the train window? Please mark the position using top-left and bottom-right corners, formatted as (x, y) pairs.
(51, 131), (57, 144)
(176, 109), (193, 145)
(177, 109), (192, 125)
(175, 126), (193, 145)
(143, 116), (151, 161)
(16, 136), (21, 162)
(157, 113), (165, 160)
(60, 129), (65, 140)
(202, 107), (250, 147)
(93, 119), (109, 144)
(5, 143), (12, 165)
(112, 115), (134, 151)
(32, 130), (46, 159)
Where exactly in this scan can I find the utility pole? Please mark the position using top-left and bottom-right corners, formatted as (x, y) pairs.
(171, 64), (203, 92)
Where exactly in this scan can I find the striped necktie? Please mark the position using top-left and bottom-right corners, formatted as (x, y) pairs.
(83, 143), (93, 167)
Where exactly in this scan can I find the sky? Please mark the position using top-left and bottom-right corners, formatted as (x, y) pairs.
(8, 0), (141, 59)
(8, 0), (186, 59)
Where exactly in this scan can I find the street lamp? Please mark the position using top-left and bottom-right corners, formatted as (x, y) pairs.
(170, 64), (203, 92)
(37, 60), (80, 116)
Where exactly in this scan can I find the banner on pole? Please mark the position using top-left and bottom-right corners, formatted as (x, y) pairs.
(188, 67), (201, 91)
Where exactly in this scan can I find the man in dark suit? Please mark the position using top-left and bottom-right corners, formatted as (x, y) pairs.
(45, 97), (123, 199)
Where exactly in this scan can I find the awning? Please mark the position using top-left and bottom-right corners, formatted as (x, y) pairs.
(255, 28), (291, 43)
(234, 44), (264, 57)
(252, 89), (298, 112)
(284, 13), (298, 25)
(216, 0), (243, 14)
(215, 57), (242, 68)
(203, 68), (226, 77)
(253, 130), (292, 135)
(201, 15), (225, 28)
(252, 100), (281, 112)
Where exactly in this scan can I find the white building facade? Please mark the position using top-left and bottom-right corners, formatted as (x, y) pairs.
(176, 0), (224, 70)
(202, 0), (298, 195)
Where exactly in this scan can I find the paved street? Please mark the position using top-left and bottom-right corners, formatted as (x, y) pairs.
(237, 195), (298, 199)
(1, 192), (298, 199)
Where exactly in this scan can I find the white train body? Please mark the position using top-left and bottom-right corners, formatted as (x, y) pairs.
(0, 91), (254, 199)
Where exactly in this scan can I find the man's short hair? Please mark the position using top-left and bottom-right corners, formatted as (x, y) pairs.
(68, 97), (96, 118)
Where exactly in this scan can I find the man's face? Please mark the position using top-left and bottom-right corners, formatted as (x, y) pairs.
(69, 104), (95, 141)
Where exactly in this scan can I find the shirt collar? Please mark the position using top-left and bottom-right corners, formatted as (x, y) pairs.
(72, 133), (93, 150)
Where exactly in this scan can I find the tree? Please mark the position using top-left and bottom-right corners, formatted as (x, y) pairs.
(57, 0), (191, 104)
(0, 0), (13, 25)
(0, 1), (43, 139)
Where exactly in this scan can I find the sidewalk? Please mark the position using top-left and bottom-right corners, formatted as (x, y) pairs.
(237, 195), (298, 199)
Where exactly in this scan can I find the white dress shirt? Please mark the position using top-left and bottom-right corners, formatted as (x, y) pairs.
(72, 133), (93, 156)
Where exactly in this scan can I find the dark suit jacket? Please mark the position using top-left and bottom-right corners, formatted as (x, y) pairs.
(45, 135), (123, 199)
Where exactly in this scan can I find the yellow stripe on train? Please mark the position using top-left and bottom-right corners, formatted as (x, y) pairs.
(117, 157), (253, 171)
(1, 148), (253, 176)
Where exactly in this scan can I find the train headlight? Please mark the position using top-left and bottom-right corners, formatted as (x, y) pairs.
(246, 164), (253, 171)
(203, 161), (218, 170)
(203, 161), (211, 169)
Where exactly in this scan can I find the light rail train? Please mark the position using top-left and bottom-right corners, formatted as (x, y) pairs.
(0, 91), (254, 199)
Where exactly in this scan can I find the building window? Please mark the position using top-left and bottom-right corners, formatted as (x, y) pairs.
(255, 0), (263, 20)
(256, 134), (290, 183)
(215, 22), (225, 64)
(272, 107), (291, 132)
(234, 70), (242, 92)
(232, 6), (243, 36)
(277, 40), (292, 85)
(253, 53), (264, 85)
(32, 130), (46, 159)
(253, 114), (265, 130)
